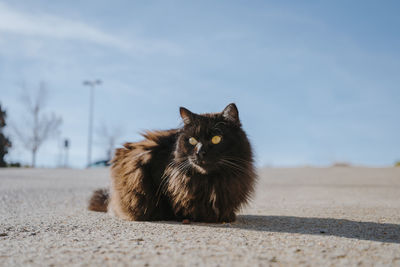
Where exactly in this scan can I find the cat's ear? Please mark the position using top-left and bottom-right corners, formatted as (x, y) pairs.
(180, 107), (194, 125)
(222, 103), (240, 124)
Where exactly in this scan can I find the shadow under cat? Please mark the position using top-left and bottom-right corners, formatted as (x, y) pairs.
(155, 215), (400, 244)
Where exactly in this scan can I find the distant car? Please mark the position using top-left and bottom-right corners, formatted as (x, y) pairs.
(88, 159), (111, 168)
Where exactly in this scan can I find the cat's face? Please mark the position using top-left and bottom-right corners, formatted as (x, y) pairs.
(174, 103), (248, 174)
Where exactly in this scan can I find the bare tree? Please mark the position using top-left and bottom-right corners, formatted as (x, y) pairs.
(0, 104), (12, 167)
(97, 123), (123, 161)
(13, 82), (62, 167)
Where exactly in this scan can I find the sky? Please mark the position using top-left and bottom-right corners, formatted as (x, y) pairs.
(1, 0), (399, 168)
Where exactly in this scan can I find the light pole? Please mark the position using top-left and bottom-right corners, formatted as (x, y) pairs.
(83, 79), (102, 168)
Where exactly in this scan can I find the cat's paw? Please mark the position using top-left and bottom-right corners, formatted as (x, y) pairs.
(220, 212), (236, 223)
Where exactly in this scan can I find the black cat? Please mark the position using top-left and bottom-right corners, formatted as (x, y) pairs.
(89, 103), (256, 223)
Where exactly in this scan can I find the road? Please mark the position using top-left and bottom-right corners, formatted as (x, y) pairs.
(0, 167), (399, 266)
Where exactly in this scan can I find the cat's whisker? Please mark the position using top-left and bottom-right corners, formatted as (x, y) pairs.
(220, 157), (253, 172)
(219, 159), (248, 175)
(223, 160), (248, 172)
(156, 160), (184, 205)
(160, 159), (190, 196)
(218, 164), (242, 177)
(221, 156), (253, 165)
(218, 162), (242, 177)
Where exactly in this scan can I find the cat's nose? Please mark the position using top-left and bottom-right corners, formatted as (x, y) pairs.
(195, 143), (206, 159)
(197, 150), (206, 159)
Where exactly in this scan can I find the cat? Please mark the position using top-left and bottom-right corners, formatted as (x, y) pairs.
(88, 103), (256, 223)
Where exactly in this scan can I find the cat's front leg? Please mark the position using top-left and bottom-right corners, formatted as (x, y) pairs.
(219, 211), (236, 223)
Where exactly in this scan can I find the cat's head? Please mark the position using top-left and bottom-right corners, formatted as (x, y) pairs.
(174, 103), (251, 174)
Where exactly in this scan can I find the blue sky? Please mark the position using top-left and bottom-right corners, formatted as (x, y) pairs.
(1, 0), (399, 168)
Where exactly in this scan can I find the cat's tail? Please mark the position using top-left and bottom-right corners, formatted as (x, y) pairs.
(88, 188), (110, 212)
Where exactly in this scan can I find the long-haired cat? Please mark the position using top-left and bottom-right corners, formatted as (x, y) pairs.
(88, 103), (256, 223)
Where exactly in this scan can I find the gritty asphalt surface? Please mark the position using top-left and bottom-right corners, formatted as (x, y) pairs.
(0, 167), (399, 266)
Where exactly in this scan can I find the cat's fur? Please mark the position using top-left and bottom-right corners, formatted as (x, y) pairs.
(88, 103), (256, 222)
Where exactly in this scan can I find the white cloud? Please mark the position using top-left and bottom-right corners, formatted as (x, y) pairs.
(0, 2), (131, 49)
(0, 2), (181, 55)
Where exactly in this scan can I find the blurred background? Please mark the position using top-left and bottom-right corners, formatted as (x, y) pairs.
(0, 0), (399, 168)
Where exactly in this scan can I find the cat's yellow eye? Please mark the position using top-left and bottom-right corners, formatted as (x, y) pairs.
(211, 135), (222, 144)
(189, 137), (198, 146)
